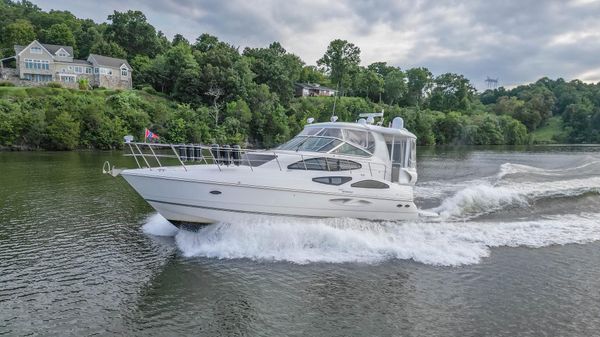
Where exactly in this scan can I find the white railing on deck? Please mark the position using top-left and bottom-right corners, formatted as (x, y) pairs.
(124, 142), (389, 180)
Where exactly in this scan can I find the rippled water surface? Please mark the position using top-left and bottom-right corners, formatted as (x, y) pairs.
(1, 147), (600, 336)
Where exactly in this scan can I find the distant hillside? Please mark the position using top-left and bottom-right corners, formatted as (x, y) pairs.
(1, 1), (599, 147)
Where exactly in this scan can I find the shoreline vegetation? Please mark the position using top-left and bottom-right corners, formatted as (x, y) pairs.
(1, 2), (600, 151)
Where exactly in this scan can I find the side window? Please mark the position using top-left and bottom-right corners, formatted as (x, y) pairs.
(312, 176), (352, 186)
(351, 180), (389, 189)
(288, 158), (362, 171)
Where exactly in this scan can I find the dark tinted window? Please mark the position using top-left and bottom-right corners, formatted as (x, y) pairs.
(351, 180), (389, 189)
(288, 158), (362, 171)
(312, 176), (352, 186)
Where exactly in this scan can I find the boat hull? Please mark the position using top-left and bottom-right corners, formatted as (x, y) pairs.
(121, 168), (418, 226)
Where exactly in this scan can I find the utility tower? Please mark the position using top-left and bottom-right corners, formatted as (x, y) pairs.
(485, 77), (499, 89)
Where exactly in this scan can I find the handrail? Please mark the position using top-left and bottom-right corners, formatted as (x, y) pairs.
(123, 141), (392, 180)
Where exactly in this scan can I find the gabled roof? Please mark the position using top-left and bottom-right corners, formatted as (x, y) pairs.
(38, 43), (73, 56)
(54, 47), (71, 56)
(88, 54), (131, 70)
(295, 83), (336, 91)
(15, 40), (73, 57)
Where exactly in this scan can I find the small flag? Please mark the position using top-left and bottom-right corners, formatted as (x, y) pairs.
(144, 128), (160, 140)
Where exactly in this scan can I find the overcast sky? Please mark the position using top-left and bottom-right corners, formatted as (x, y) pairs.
(34, 0), (600, 90)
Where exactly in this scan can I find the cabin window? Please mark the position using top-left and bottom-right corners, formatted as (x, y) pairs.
(300, 128), (323, 136)
(312, 176), (352, 186)
(279, 137), (341, 152)
(331, 143), (371, 157)
(388, 138), (416, 169)
(343, 129), (375, 153)
(288, 158), (362, 171)
(351, 180), (389, 189)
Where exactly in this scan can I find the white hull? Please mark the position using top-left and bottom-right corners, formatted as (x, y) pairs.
(122, 166), (418, 225)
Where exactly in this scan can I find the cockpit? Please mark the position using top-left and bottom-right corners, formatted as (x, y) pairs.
(276, 120), (417, 185)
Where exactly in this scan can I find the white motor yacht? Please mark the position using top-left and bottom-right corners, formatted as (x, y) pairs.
(108, 115), (418, 228)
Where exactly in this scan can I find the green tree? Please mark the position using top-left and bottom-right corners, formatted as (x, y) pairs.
(243, 42), (304, 104)
(352, 67), (384, 102)
(75, 23), (102, 58)
(40, 23), (76, 48)
(1, 19), (35, 52)
(383, 68), (406, 105)
(89, 40), (127, 58)
(172, 33), (189, 46)
(46, 111), (79, 150)
(299, 65), (327, 85)
(405, 67), (433, 107)
(428, 73), (476, 112)
(105, 10), (159, 57)
(317, 39), (361, 94)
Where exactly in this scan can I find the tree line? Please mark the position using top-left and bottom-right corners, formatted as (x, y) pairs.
(1, 0), (599, 150)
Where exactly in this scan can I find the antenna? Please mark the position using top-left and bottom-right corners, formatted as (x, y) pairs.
(485, 76), (499, 89)
(331, 82), (339, 118)
(358, 109), (385, 126)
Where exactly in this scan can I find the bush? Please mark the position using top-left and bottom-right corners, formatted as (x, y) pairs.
(0, 81), (15, 87)
(46, 82), (62, 88)
(46, 111), (80, 150)
(141, 85), (158, 95)
(78, 78), (89, 90)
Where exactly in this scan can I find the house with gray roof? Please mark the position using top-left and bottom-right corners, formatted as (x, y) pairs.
(294, 83), (337, 97)
(7, 40), (132, 89)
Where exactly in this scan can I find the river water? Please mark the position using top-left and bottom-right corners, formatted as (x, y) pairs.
(1, 147), (600, 336)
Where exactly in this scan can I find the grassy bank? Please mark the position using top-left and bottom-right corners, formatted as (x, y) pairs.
(531, 117), (568, 144)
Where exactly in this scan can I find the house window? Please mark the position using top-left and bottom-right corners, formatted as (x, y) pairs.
(74, 66), (83, 74)
(86, 67), (92, 74)
(94, 68), (99, 74)
(31, 47), (42, 54)
(24, 74), (52, 82)
(121, 68), (128, 77)
(60, 76), (75, 83)
(25, 59), (49, 70)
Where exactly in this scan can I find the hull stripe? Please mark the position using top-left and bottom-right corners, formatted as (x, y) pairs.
(145, 199), (416, 221)
(146, 198), (337, 219)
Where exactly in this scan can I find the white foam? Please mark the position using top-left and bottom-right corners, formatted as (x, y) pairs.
(431, 183), (527, 219)
(141, 213), (179, 237)
(429, 177), (600, 220)
(171, 213), (600, 266)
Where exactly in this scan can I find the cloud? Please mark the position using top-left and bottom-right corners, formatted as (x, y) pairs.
(33, 0), (600, 90)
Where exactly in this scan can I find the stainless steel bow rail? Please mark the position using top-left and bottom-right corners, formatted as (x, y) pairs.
(107, 141), (389, 179)
(123, 142), (288, 172)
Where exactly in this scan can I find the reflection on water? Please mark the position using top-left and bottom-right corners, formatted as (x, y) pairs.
(1, 147), (600, 336)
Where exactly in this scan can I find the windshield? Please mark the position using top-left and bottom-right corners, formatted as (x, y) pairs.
(277, 127), (373, 157)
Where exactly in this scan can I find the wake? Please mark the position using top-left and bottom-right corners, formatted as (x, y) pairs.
(141, 160), (600, 266)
